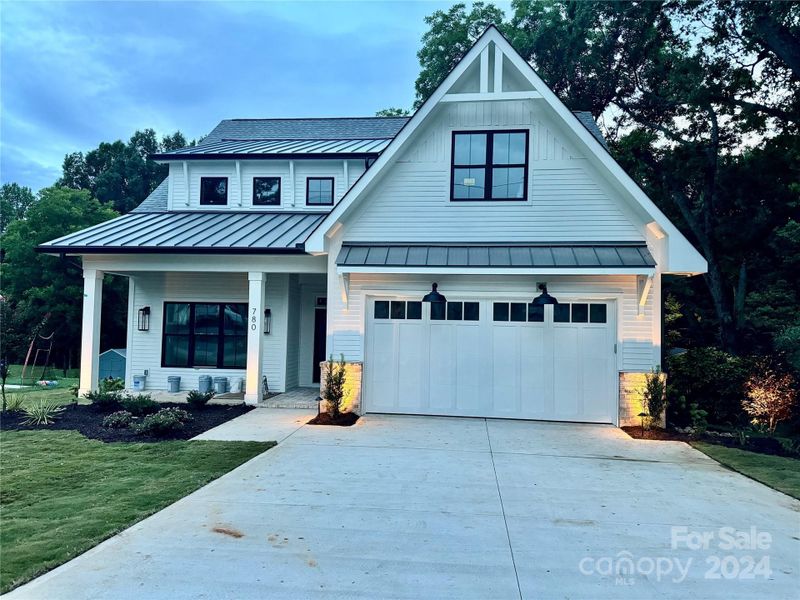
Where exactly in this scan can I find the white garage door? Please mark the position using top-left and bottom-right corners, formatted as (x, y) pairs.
(364, 297), (617, 423)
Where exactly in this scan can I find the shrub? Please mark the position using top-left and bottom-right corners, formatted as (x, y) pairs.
(102, 410), (133, 429)
(84, 389), (123, 409)
(643, 368), (667, 428)
(186, 390), (215, 407)
(121, 393), (159, 416)
(99, 377), (125, 393)
(132, 408), (192, 436)
(323, 354), (348, 418)
(4, 393), (25, 413)
(21, 400), (65, 425)
(666, 347), (749, 426)
(742, 358), (797, 434)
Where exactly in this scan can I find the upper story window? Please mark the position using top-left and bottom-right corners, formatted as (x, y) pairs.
(451, 130), (528, 201)
(200, 177), (228, 206)
(306, 177), (334, 206)
(253, 177), (281, 206)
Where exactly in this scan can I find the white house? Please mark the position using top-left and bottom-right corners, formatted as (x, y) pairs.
(40, 27), (706, 426)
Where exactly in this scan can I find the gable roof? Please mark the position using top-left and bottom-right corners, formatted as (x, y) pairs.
(131, 178), (169, 212)
(305, 25), (706, 275)
(152, 117), (409, 160)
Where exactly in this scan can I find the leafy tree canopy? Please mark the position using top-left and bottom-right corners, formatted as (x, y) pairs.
(375, 107), (411, 117)
(0, 183), (36, 234)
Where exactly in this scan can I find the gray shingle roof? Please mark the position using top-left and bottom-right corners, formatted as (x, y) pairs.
(202, 117), (410, 143)
(131, 178), (169, 213)
(572, 111), (607, 149)
(336, 243), (654, 268)
(39, 212), (325, 254)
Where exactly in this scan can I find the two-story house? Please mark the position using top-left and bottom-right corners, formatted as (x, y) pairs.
(40, 26), (706, 426)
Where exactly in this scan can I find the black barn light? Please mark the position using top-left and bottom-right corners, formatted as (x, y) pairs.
(531, 283), (558, 306)
(422, 283), (447, 303)
(264, 308), (272, 334)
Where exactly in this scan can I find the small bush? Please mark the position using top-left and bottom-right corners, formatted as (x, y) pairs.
(103, 410), (133, 429)
(323, 354), (348, 418)
(121, 393), (159, 416)
(4, 394), (25, 413)
(84, 389), (123, 409)
(186, 390), (215, 407)
(21, 400), (65, 425)
(742, 358), (797, 434)
(99, 377), (125, 393)
(132, 408), (192, 436)
(643, 368), (667, 428)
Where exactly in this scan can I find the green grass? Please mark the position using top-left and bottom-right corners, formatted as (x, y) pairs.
(692, 442), (800, 500)
(0, 430), (273, 593)
(2, 363), (79, 408)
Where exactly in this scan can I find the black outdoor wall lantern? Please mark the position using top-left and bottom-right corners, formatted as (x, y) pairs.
(422, 283), (447, 303)
(137, 306), (151, 331)
(531, 283), (558, 306)
(264, 308), (272, 334)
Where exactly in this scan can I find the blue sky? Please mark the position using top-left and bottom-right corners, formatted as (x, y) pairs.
(1, 1), (510, 192)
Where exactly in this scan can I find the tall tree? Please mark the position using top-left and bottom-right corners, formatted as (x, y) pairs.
(0, 183), (36, 234)
(1, 188), (119, 369)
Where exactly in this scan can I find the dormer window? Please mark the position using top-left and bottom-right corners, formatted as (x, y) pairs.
(306, 177), (334, 206)
(253, 177), (281, 206)
(200, 177), (228, 206)
(451, 130), (528, 201)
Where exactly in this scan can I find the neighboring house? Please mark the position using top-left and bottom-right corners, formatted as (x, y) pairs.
(40, 27), (705, 426)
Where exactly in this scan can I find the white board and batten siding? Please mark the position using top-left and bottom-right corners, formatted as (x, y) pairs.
(344, 100), (646, 243)
(127, 272), (292, 393)
(167, 159), (364, 211)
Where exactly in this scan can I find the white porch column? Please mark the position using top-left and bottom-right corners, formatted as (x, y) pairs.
(245, 272), (266, 405)
(79, 269), (103, 395)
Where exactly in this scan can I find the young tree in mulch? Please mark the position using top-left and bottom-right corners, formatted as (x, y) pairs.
(643, 368), (667, 429)
(309, 354), (358, 427)
(743, 359), (797, 434)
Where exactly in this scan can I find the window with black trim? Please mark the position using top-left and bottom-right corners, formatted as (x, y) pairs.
(253, 177), (281, 206)
(374, 300), (422, 320)
(451, 130), (528, 201)
(200, 177), (228, 205)
(493, 302), (544, 323)
(162, 302), (247, 368)
(306, 177), (334, 206)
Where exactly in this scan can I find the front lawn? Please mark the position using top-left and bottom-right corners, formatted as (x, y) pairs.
(0, 430), (272, 593)
(692, 442), (800, 500)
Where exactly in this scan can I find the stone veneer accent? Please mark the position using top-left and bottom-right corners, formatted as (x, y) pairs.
(619, 372), (666, 427)
(318, 361), (363, 414)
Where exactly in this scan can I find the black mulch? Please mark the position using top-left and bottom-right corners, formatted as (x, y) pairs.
(307, 412), (360, 427)
(0, 403), (254, 443)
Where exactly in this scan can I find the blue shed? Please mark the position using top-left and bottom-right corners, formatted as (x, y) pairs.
(99, 349), (126, 381)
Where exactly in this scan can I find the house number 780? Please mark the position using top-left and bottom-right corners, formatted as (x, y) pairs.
(250, 308), (258, 331)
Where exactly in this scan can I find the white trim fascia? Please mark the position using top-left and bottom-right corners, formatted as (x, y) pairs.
(337, 266), (655, 276)
(81, 254), (327, 273)
(440, 91), (542, 102)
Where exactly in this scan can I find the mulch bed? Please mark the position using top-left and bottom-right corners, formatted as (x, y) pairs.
(0, 403), (254, 443)
(622, 425), (796, 458)
(307, 412), (360, 427)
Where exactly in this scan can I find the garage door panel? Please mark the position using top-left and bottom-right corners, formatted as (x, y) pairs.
(491, 327), (519, 415)
(456, 325), (482, 413)
(368, 322), (397, 410)
(397, 324), (426, 412)
(520, 326), (549, 417)
(428, 324), (456, 411)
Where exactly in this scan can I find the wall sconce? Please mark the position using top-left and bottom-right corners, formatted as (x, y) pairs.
(137, 306), (151, 331)
(264, 308), (272, 334)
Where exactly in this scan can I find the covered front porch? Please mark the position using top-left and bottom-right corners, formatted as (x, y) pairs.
(78, 253), (328, 405)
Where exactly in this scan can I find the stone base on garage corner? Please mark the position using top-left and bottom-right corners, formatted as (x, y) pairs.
(619, 371), (666, 428)
(318, 361), (363, 414)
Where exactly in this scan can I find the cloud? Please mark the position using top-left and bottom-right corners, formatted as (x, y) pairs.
(1, 1), (440, 192)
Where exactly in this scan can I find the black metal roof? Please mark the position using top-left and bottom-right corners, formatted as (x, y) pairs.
(38, 211), (325, 254)
(336, 243), (654, 268)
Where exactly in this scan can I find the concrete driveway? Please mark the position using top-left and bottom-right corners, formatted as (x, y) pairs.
(7, 413), (799, 599)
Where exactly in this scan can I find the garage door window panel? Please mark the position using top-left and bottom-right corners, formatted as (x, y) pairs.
(447, 302), (463, 321)
(528, 304), (544, 322)
(407, 301), (422, 320)
(374, 301), (390, 319)
(554, 304), (570, 323)
(571, 303), (589, 323)
(464, 302), (480, 321)
(493, 303), (510, 322)
(391, 301), (406, 320)
(590, 304), (607, 323)
(431, 302), (446, 321)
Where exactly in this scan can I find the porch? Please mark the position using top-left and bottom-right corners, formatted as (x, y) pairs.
(78, 253), (328, 405)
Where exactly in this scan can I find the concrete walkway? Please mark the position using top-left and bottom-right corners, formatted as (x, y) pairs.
(7, 416), (799, 599)
(192, 408), (313, 443)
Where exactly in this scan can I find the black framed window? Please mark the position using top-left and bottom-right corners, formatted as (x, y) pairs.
(162, 302), (247, 368)
(306, 177), (334, 206)
(451, 130), (528, 201)
(200, 177), (228, 206)
(253, 177), (281, 206)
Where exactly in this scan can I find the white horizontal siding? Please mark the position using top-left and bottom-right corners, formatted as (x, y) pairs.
(343, 100), (643, 242)
(167, 159), (365, 211)
(127, 272), (291, 393)
(328, 271), (656, 373)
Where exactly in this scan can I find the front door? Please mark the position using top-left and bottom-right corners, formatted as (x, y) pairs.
(312, 298), (327, 383)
